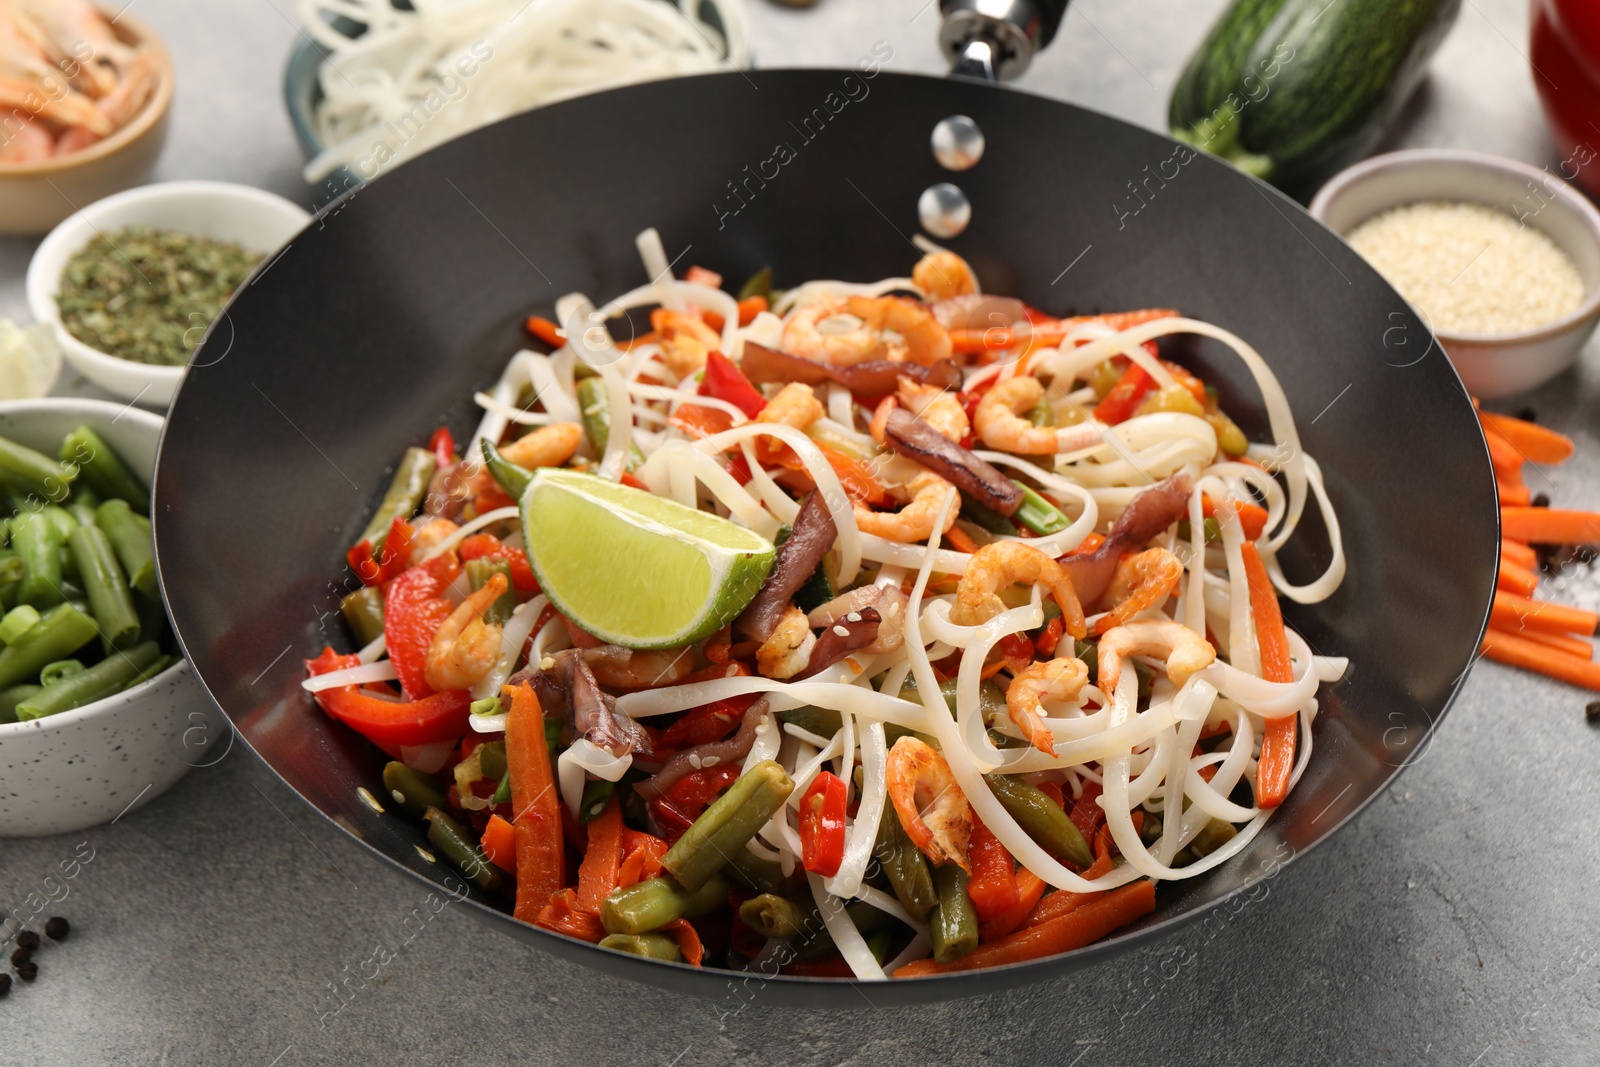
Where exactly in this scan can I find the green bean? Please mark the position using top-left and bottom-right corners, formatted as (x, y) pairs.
(576, 377), (645, 471)
(470, 696), (502, 717)
(480, 439), (534, 500)
(15, 640), (160, 720)
(897, 676), (1008, 724)
(0, 435), (75, 502)
(737, 266), (773, 301)
(465, 559), (515, 626)
(57, 544), (77, 582)
(11, 511), (63, 608)
(601, 873), (730, 936)
(930, 865), (979, 964)
(134, 589), (168, 646)
(873, 804), (937, 921)
(476, 740), (507, 782)
(39, 659), (83, 686)
(94, 500), (157, 599)
(57, 426), (141, 509)
(382, 761), (447, 820)
(739, 893), (808, 939)
(1175, 517), (1223, 544)
(340, 586), (385, 647)
(423, 806), (505, 894)
(598, 933), (682, 961)
(0, 683), (40, 724)
(71, 483), (100, 509)
(789, 900), (898, 963)
(959, 491), (1015, 535)
(358, 446), (435, 548)
(1183, 818), (1238, 863)
(544, 715), (565, 754)
(985, 774), (1094, 867)
(0, 603), (97, 689)
(124, 654), (175, 689)
(662, 760), (794, 891)
(866, 929), (895, 966)
(1012, 483), (1070, 536)
(40, 506), (76, 540)
(579, 777), (615, 822)
(722, 846), (791, 895)
(0, 603), (39, 644)
(491, 770), (511, 806)
(777, 705), (843, 738)
(1029, 397), (1054, 427)
(68, 501), (96, 528)
(68, 524), (139, 651)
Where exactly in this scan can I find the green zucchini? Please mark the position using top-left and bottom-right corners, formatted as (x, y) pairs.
(1169, 0), (1461, 201)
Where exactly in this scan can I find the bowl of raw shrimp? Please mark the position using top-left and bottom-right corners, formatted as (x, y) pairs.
(0, 2), (173, 236)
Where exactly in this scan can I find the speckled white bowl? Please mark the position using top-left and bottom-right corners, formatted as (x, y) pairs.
(0, 399), (211, 837)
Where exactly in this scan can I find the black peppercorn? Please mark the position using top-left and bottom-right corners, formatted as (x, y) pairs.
(14, 961), (36, 982)
(9, 948), (29, 967)
(14, 931), (38, 951)
(1532, 493), (1551, 509)
(1587, 701), (1600, 725)
(0, 973), (10, 996)
(43, 917), (68, 942)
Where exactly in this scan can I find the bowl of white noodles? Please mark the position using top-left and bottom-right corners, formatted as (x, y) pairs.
(284, 0), (751, 206)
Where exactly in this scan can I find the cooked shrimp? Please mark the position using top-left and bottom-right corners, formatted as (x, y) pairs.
(896, 378), (968, 443)
(951, 542), (1087, 638)
(1007, 657), (1089, 755)
(781, 300), (884, 366)
(1097, 619), (1216, 698)
(975, 376), (1105, 456)
(423, 572), (508, 691)
(654, 308), (721, 378)
(844, 296), (953, 366)
(0, 73), (109, 135)
(0, 115), (50, 162)
(913, 250), (979, 301)
(756, 382), (823, 431)
(500, 421), (582, 469)
(756, 605), (815, 679)
(854, 469), (956, 544)
(887, 736), (972, 871)
(1093, 548), (1184, 635)
(406, 517), (460, 565)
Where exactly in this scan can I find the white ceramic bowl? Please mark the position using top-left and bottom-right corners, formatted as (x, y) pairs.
(1310, 150), (1600, 399)
(0, 399), (213, 837)
(25, 181), (311, 408)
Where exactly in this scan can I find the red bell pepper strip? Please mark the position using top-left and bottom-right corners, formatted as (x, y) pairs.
(429, 426), (456, 467)
(965, 816), (1020, 922)
(1067, 780), (1105, 843)
(649, 764), (742, 843)
(383, 551), (460, 699)
(304, 647), (471, 748)
(534, 888), (606, 943)
(798, 771), (847, 877)
(481, 813), (517, 872)
(701, 350), (767, 419)
(346, 515), (416, 587)
(1093, 363), (1157, 425)
(458, 532), (539, 593)
(618, 830), (669, 887)
(657, 918), (706, 966)
(654, 692), (760, 753)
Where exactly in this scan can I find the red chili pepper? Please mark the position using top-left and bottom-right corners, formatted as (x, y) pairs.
(346, 515), (416, 587)
(383, 551), (461, 698)
(459, 532), (538, 593)
(650, 764), (743, 843)
(701, 350), (767, 419)
(964, 816), (1019, 922)
(655, 693), (759, 753)
(304, 647), (471, 748)
(1093, 363), (1157, 425)
(429, 425), (456, 467)
(798, 771), (847, 878)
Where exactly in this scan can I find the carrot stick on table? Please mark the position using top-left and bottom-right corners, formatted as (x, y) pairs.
(1492, 626), (1594, 660)
(1502, 507), (1600, 545)
(893, 881), (1157, 976)
(1483, 428), (1526, 477)
(1241, 543), (1295, 808)
(1480, 410), (1576, 465)
(506, 681), (564, 923)
(1501, 539), (1538, 569)
(1490, 591), (1599, 637)
(1497, 558), (1540, 597)
(1497, 480), (1531, 507)
(1481, 629), (1600, 690)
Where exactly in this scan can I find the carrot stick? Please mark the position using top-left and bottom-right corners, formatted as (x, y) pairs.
(534, 888), (606, 943)
(1498, 481), (1531, 507)
(1498, 558), (1540, 597)
(1481, 629), (1600, 690)
(1491, 625), (1593, 659)
(1202, 495), (1269, 540)
(736, 294), (768, 325)
(1501, 539), (1538, 569)
(480, 813), (517, 872)
(1483, 429), (1525, 477)
(894, 881), (1157, 976)
(1241, 543), (1295, 808)
(1502, 507), (1600, 545)
(524, 315), (564, 348)
(576, 795), (624, 914)
(1480, 410), (1575, 464)
(657, 918), (705, 967)
(1491, 591), (1599, 637)
(979, 869), (1048, 942)
(944, 524), (980, 554)
(507, 681), (564, 923)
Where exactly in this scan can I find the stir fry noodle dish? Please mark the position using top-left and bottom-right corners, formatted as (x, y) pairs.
(304, 231), (1348, 978)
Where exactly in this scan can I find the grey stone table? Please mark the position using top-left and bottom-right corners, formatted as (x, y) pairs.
(3, 1), (1596, 1064)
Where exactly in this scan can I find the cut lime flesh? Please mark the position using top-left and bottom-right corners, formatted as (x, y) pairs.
(520, 468), (775, 650)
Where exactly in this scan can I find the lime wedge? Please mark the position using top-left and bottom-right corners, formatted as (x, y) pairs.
(521, 468), (775, 649)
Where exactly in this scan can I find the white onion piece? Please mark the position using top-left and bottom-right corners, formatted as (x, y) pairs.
(557, 739), (633, 817)
(826, 720), (886, 900)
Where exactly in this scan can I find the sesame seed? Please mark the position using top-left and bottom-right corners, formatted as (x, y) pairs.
(702, 756), (720, 767)
(833, 625), (850, 637)
(887, 602), (901, 618)
(845, 612), (862, 623)
(688, 753), (702, 769)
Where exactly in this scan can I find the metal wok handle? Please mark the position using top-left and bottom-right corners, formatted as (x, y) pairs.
(939, 0), (1070, 82)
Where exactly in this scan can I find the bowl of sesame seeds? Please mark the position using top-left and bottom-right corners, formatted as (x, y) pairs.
(1310, 148), (1600, 399)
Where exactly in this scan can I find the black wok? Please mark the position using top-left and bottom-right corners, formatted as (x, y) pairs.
(152, 6), (1498, 1007)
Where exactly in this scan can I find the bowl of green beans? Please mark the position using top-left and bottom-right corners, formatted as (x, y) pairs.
(0, 398), (207, 837)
